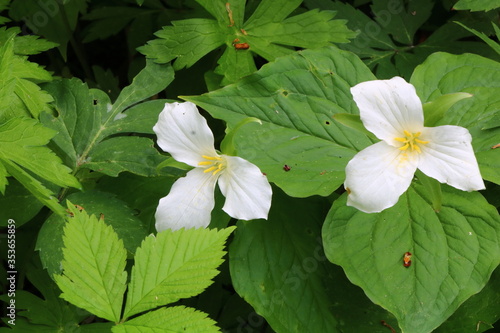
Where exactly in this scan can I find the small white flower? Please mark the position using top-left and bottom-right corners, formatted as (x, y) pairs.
(345, 77), (485, 213)
(153, 101), (272, 231)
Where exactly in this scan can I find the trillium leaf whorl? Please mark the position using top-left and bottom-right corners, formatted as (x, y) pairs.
(153, 102), (272, 231)
(345, 77), (485, 213)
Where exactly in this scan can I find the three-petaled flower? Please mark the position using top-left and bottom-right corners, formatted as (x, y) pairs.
(345, 77), (485, 213)
(153, 101), (272, 231)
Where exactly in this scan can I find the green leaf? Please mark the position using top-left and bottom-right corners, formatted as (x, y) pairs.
(304, 0), (498, 80)
(0, 118), (79, 215)
(123, 227), (235, 319)
(230, 190), (339, 332)
(113, 306), (220, 333)
(333, 113), (375, 138)
(434, 265), (500, 332)
(40, 60), (174, 176)
(185, 46), (376, 197)
(0, 29), (53, 121)
(411, 52), (500, 185)
(9, 0), (87, 59)
(322, 184), (500, 333)
(0, 178), (44, 227)
(454, 21), (500, 56)
(54, 203), (128, 323)
(140, 1), (356, 84)
(37, 190), (148, 277)
(81, 137), (166, 177)
(422, 92), (473, 127)
(453, 0), (500, 12)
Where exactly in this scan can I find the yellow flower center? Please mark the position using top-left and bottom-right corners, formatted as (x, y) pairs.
(198, 155), (226, 175)
(394, 130), (429, 153)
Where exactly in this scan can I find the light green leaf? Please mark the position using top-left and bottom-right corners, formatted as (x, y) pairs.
(37, 190), (148, 277)
(54, 203), (128, 323)
(230, 190), (339, 332)
(0, 118), (80, 215)
(123, 227), (235, 319)
(0, 29), (53, 121)
(453, 0), (500, 12)
(422, 92), (473, 127)
(113, 306), (220, 333)
(411, 52), (500, 184)
(185, 46), (376, 197)
(322, 184), (500, 333)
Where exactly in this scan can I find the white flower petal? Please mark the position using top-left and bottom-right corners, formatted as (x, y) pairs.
(345, 141), (418, 213)
(153, 101), (218, 166)
(218, 155), (272, 220)
(351, 77), (424, 146)
(155, 168), (218, 231)
(418, 126), (485, 191)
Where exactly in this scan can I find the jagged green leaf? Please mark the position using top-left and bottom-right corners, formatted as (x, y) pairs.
(123, 227), (235, 319)
(140, 0), (356, 84)
(454, 0), (500, 12)
(322, 184), (500, 333)
(0, 118), (80, 215)
(114, 306), (220, 333)
(455, 21), (500, 55)
(37, 190), (148, 277)
(0, 29), (53, 121)
(54, 203), (128, 323)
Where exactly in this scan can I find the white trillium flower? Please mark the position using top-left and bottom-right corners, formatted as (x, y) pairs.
(345, 76), (485, 213)
(153, 101), (272, 231)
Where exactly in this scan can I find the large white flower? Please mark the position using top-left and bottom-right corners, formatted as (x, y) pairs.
(345, 76), (485, 213)
(153, 101), (272, 231)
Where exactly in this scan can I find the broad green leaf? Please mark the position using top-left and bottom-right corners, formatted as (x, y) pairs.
(139, 1), (356, 84)
(0, 261), (89, 330)
(434, 266), (500, 332)
(54, 203), (128, 323)
(229, 190), (339, 332)
(123, 227), (235, 319)
(322, 184), (500, 333)
(113, 306), (220, 333)
(454, 0), (500, 12)
(0, 29), (53, 121)
(411, 52), (500, 185)
(186, 46), (376, 197)
(40, 60), (174, 176)
(37, 190), (148, 277)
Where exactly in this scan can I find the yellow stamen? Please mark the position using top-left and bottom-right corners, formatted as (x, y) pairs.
(199, 154), (226, 175)
(395, 131), (429, 153)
